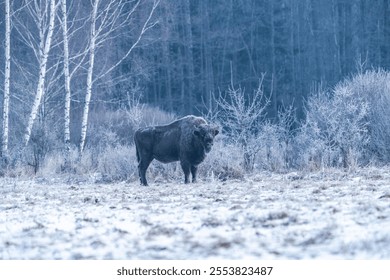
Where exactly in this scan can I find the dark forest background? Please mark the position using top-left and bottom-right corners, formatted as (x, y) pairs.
(115, 0), (390, 118)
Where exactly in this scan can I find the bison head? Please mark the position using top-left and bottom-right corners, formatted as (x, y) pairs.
(193, 124), (219, 153)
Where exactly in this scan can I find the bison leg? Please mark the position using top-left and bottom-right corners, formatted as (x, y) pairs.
(191, 165), (198, 183)
(180, 160), (191, 184)
(138, 157), (152, 186)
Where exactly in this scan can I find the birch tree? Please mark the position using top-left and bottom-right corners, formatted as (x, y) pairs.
(2, 0), (12, 161)
(58, 0), (92, 166)
(79, 0), (99, 153)
(22, 0), (58, 146)
(60, 0), (71, 164)
(79, 0), (160, 153)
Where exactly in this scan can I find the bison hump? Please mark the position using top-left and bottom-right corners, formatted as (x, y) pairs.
(179, 115), (207, 127)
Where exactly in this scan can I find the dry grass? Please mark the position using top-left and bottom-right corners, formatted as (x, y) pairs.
(1, 168), (389, 259)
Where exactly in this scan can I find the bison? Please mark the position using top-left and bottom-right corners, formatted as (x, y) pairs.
(134, 115), (219, 186)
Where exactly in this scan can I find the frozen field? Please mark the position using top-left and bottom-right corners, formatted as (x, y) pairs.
(1, 168), (390, 259)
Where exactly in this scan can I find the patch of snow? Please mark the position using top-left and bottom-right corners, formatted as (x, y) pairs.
(1, 168), (389, 259)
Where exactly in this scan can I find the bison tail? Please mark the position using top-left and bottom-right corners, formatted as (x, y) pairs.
(135, 145), (140, 163)
(134, 131), (140, 164)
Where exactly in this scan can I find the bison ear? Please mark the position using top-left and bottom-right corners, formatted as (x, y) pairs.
(213, 126), (220, 136)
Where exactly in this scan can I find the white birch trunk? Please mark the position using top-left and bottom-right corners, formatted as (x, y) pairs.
(79, 0), (99, 153)
(79, 0), (159, 152)
(61, 0), (71, 160)
(2, 0), (11, 159)
(24, 0), (57, 146)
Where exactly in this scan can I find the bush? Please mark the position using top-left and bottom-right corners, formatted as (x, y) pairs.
(95, 145), (138, 182)
(198, 134), (244, 181)
(297, 69), (390, 169)
(215, 77), (270, 171)
(88, 104), (176, 149)
(255, 122), (289, 171)
(341, 70), (390, 162)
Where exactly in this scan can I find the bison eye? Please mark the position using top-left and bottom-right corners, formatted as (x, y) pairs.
(194, 130), (203, 138)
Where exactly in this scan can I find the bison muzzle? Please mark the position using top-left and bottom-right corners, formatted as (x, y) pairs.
(134, 115), (219, 186)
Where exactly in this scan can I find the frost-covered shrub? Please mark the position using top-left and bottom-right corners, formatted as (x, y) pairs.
(339, 70), (390, 162)
(254, 106), (296, 172)
(88, 105), (176, 149)
(95, 145), (137, 182)
(138, 105), (176, 127)
(295, 121), (340, 170)
(199, 135), (244, 181)
(215, 78), (270, 171)
(144, 161), (183, 184)
(38, 145), (138, 183)
(15, 123), (63, 174)
(208, 76), (298, 174)
(299, 69), (390, 168)
(255, 122), (291, 172)
(39, 147), (80, 176)
(303, 88), (369, 167)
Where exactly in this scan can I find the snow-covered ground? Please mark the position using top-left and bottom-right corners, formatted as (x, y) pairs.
(1, 168), (390, 259)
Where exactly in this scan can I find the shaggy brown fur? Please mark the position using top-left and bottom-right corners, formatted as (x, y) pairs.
(134, 115), (219, 185)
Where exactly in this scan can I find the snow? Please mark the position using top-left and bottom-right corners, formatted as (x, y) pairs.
(1, 168), (389, 259)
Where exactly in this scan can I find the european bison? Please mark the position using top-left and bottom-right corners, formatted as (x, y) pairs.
(134, 115), (219, 186)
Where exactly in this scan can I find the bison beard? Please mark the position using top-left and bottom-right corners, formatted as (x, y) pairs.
(134, 115), (219, 186)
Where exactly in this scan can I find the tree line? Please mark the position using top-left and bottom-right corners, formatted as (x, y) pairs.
(139, 0), (390, 116)
(1, 0), (390, 174)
